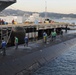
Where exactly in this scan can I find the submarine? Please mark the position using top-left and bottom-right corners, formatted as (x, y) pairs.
(7, 26), (25, 46)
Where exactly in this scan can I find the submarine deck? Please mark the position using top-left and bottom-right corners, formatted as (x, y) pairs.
(0, 32), (76, 75)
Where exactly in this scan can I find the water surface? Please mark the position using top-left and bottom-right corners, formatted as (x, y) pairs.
(33, 45), (76, 75)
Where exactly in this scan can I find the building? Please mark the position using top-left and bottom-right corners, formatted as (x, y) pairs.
(0, 15), (23, 23)
(24, 13), (44, 23)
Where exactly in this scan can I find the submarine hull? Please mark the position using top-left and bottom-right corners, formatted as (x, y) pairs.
(7, 27), (25, 46)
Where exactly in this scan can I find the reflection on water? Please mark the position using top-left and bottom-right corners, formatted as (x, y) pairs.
(52, 18), (76, 24)
(33, 43), (76, 75)
(64, 30), (76, 34)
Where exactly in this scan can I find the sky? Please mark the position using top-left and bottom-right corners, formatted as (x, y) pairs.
(7, 0), (76, 14)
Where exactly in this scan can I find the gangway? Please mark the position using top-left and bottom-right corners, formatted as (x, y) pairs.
(0, 27), (13, 47)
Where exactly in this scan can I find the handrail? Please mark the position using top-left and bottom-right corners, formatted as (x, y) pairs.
(6, 27), (13, 44)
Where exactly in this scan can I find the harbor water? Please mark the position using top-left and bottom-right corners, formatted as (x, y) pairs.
(32, 41), (76, 75)
(52, 18), (76, 24)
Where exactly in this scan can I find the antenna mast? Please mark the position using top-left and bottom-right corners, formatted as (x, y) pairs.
(45, 1), (47, 19)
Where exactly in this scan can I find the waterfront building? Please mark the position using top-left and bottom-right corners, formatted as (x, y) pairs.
(24, 13), (44, 24)
(0, 15), (23, 24)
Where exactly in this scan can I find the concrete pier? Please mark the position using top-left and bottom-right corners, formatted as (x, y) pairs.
(0, 23), (73, 29)
(0, 23), (74, 47)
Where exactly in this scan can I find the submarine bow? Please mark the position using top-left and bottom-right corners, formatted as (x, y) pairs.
(0, 0), (16, 11)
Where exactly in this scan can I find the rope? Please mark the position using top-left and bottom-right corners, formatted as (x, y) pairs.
(6, 27), (13, 44)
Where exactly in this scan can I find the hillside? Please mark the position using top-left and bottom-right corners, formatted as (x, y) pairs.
(1, 9), (76, 19)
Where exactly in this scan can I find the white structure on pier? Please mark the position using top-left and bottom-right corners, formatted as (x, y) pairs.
(0, 16), (23, 23)
(24, 13), (44, 23)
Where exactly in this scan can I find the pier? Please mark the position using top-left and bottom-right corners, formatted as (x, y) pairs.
(0, 22), (73, 28)
(0, 22), (74, 47)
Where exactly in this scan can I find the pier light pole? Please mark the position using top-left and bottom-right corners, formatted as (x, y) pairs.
(65, 24), (68, 33)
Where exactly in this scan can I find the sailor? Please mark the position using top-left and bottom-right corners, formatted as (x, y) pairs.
(51, 31), (56, 41)
(1, 38), (7, 56)
(43, 32), (47, 43)
(24, 35), (29, 47)
(60, 30), (63, 37)
(14, 36), (18, 49)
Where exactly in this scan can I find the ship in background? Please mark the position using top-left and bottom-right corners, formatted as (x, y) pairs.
(0, 0), (16, 11)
